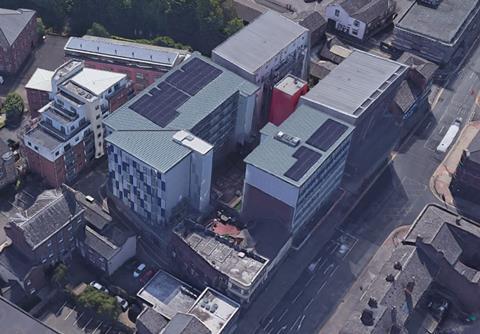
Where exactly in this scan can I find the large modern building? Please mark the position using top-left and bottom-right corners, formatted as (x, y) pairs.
(0, 8), (37, 74)
(104, 54), (259, 237)
(22, 60), (130, 187)
(341, 205), (480, 333)
(393, 0), (480, 64)
(301, 50), (408, 192)
(212, 11), (309, 130)
(243, 104), (353, 233)
(64, 35), (190, 92)
(0, 139), (16, 190)
(325, 0), (396, 41)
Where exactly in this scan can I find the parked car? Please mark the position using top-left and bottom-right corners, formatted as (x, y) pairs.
(133, 263), (146, 278)
(89, 281), (109, 294)
(140, 269), (155, 284)
(0, 76), (4, 85)
(116, 296), (129, 312)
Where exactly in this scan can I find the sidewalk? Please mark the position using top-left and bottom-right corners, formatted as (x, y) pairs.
(319, 225), (410, 334)
(430, 121), (480, 206)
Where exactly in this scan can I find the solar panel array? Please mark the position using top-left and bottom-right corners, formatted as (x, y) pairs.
(129, 57), (223, 127)
(166, 57), (222, 95)
(129, 81), (189, 127)
(306, 119), (348, 152)
(284, 146), (322, 182)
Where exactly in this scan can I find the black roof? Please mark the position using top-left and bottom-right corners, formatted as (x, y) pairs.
(339, 0), (394, 24)
(398, 53), (438, 82)
(393, 80), (422, 113)
(163, 313), (211, 334)
(0, 246), (37, 282)
(16, 189), (83, 248)
(82, 224), (133, 260)
(297, 11), (327, 32)
(0, 296), (59, 334)
(136, 307), (169, 334)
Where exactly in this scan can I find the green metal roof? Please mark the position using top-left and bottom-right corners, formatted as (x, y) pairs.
(244, 104), (354, 187)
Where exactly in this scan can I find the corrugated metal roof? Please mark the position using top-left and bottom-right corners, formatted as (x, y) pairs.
(106, 130), (191, 174)
(212, 10), (308, 75)
(64, 35), (188, 67)
(302, 50), (407, 121)
(244, 104), (353, 187)
(103, 53), (258, 173)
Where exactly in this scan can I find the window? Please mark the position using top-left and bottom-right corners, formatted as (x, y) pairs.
(161, 208), (166, 217)
(353, 20), (360, 27)
(49, 253), (54, 258)
(352, 29), (359, 36)
(42, 258), (47, 263)
(136, 73), (144, 80)
(97, 124), (101, 129)
(55, 151), (60, 156)
(335, 9), (340, 16)
(95, 105), (100, 110)
(26, 280), (31, 286)
(97, 132), (102, 138)
(96, 114), (100, 120)
(27, 141), (32, 147)
(70, 107), (76, 113)
(47, 241), (52, 247)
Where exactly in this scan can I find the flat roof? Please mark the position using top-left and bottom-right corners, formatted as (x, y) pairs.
(396, 0), (479, 44)
(25, 68), (54, 92)
(137, 270), (198, 319)
(65, 35), (189, 68)
(245, 104), (353, 187)
(274, 74), (307, 96)
(212, 10), (308, 75)
(178, 228), (268, 287)
(24, 125), (63, 150)
(188, 288), (239, 334)
(0, 296), (59, 333)
(104, 53), (258, 173)
(70, 68), (126, 96)
(301, 50), (407, 121)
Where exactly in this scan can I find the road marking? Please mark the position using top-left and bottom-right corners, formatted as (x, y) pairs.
(56, 301), (67, 316)
(432, 87), (445, 109)
(64, 306), (76, 320)
(72, 312), (85, 326)
(293, 290), (303, 303)
(329, 265), (339, 278)
(305, 298), (315, 310)
(323, 263), (334, 275)
(82, 317), (93, 330)
(263, 318), (273, 331)
(297, 315), (306, 332)
(93, 321), (103, 334)
(329, 244), (338, 255)
(104, 327), (112, 334)
(317, 281), (328, 294)
(279, 308), (289, 321)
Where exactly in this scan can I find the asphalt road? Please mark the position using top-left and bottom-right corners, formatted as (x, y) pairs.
(240, 43), (480, 334)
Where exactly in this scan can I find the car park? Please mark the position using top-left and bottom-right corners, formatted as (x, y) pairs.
(133, 263), (146, 278)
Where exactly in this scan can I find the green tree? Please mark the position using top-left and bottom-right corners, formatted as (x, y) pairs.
(37, 17), (46, 37)
(1, 93), (24, 127)
(51, 263), (68, 287)
(77, 286), (120, 319)
(87, 22), (110, 37)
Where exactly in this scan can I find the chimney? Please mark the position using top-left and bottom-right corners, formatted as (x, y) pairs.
(361, 309), (374, 326)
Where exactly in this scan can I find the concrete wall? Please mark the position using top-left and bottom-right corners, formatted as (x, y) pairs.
(108, 235), (136, 275)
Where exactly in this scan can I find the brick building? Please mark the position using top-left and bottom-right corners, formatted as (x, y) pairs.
(0, 8), (37, 74)
(0, 139), (16, 190)
(22, 60), (131, 187)
(0, 187), (85, 294)
(64, 35), (190, 93)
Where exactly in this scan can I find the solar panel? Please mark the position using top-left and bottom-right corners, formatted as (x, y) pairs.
(129, 82), (189, 127)
(284, 146), (322, 182)
(306, 119), (348, 152)
(166, 57), (222, 95)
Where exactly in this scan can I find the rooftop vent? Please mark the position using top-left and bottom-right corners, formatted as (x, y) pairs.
(274, 131), (301, 147)
(386, 274), (395, 282)
(394, 262), (402, 270)
(368, 297), (378, 308)
(238, 252), (245, 258)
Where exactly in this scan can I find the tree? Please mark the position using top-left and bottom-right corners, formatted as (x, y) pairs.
(1, 93), (24, 127)
(87, 22), (110, 37)
(51, 263), (68, 287)
(77, 286), (120, 319)
(37, 17), (46, 37)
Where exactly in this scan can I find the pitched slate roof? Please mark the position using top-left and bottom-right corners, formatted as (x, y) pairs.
(338, 0), (394, 24)
(14, 190), (83, 248)
(136, 307), (169, 334)
(0, 8), (35, 48)
(163, 313), (211, 334)
(0, 245), (36, 281)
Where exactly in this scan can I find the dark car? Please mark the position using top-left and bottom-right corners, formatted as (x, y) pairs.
(140, 269), (156, 284)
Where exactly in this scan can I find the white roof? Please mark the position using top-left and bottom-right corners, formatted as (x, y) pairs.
(70, 68), (126, 96)
(25, 69), (54, 92)
(172, 130), (213, 155)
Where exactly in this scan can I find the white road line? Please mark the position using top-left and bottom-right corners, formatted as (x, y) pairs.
(56, 301), (67, 316)
(293, 290), (303, 303)
(329, 265), (339, 278)
(72, 312), (85, 326)
(279, 308), (289, 321)
(93, 321), (103, 334)
(297, 315), (306, 332)
(329, 244), (338, 255)
(305, 298), (315, 310)
(343, 238), (358, 259)
(306, 275), (315, 286)
(317, 281), (328, 295)
(324, 263), (334, 275)
(104, 327), (112, 334)
(82, 317), (93, 330)
(64, 306), (76, 320)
